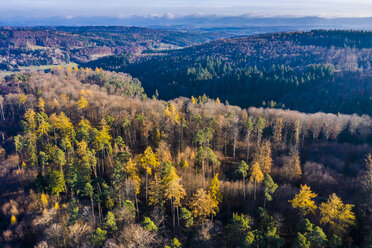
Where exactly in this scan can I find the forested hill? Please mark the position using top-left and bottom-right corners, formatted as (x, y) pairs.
(84, 30), (372, 115)
(0, 69), (371, 247)
(0, 26), (226, 69)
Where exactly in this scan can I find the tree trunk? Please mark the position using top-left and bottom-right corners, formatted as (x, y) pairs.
(145, 170), (148, 204)
(254, 180), (257, 201)
(171, 199), (175, 230)
(246, 133), (250, 162)
(243, 177), (246, 199)
(91, 196), (95, 224)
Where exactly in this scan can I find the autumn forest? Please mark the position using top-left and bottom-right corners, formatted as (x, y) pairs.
(0, 28), (371, 248)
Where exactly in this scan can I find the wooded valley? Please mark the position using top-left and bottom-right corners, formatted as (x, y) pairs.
(0, 67), (371, 247)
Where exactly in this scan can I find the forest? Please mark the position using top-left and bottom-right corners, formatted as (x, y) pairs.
(0, 67), (371, 247)
(84, 30), (372, 115)
(0, 26), (223, 70)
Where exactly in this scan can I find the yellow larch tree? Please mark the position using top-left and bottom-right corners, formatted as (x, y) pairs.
(164, 102), (180, 124)
(125, 158), (141, 214)
(125, 158), (141, 196)
(139, 146), (160, 204)
(78, 96), (88, 109)
(19, 94), (27, 105)
(289, 184), (317, 217)
(191, 96), (197, 104)
(273, 118), (283, 145)
(284, 148), (302, 180)
(189, 188), (217, 222)
(163, 166), (186, 228)
(319, 193), (355, 236)
(249, 162), (264, 201)
(10, 215), (17, 225)
(208, 173), (222, 220)
(40, 193), (49, 209)
(37, 97), (45, 112)
(253, 140), (273, 174)
(208, 173), (222, 211)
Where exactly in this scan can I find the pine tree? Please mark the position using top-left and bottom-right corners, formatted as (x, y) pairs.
(104, 211), (117, 232)
(83, 182), (95, 221)
(196, 146), (207, 177)
(206, 148), (220, 176)
(263, 173), (278, 208)
(307, 226), (327, 248)
(165, 238), (182, 248)
(92, 228), (107, 247)
(293, 233), (310, 248)
(48, 169), (65, 198)
(180, 208), (194, 228)
(142, 216), (158, 232)
(237, 160), (249, 199)
(254, 116), (265, 145)
(226, 213), (255, 248)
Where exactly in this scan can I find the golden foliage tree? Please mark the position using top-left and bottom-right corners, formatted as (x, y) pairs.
(253, 140), (273, 174)
(283, 149), (302, 180)
(289, 184), (317, 217)
(208, 173), (222, 216)
(319, 193), (355, 236)
(10, 215), (17, 225)
(139, 146), (160, 203)
(250, 162), (264, 201)
(125, 158), (141, 209)
(189, 188), (217, 222)
(164, 102), (180, 124)
(163, 166), (186, 228)
(37, 97), (45, 112)
(273, 118), (283, 145)
(78, 96), (88, 109)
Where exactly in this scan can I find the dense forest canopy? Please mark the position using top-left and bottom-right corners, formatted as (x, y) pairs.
(84, 30), (372, 115)
(0, 26), (225, 69)
(0, 68), (371, 247)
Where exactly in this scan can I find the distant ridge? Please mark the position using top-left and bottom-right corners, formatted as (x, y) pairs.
(0, 15), (371, 33)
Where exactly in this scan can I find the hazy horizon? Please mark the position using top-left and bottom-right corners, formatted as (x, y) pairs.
(0, 0), (371, 19)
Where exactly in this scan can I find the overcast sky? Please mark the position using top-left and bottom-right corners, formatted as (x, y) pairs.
(0, 0), (371, 18)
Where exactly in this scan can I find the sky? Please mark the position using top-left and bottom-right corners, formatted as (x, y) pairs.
(0, 0), (371, 18)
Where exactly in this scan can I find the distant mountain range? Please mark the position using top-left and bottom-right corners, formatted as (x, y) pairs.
(0, 15), (371, 35)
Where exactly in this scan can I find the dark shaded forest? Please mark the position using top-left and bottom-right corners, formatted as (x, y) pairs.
(0, 68), (371, 247)
(84, 30), (372, 115)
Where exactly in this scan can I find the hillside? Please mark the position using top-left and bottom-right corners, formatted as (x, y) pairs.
(0, 69), (371, 247)
(0, 26), (226, 70)
(85, 30), (372, 115)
